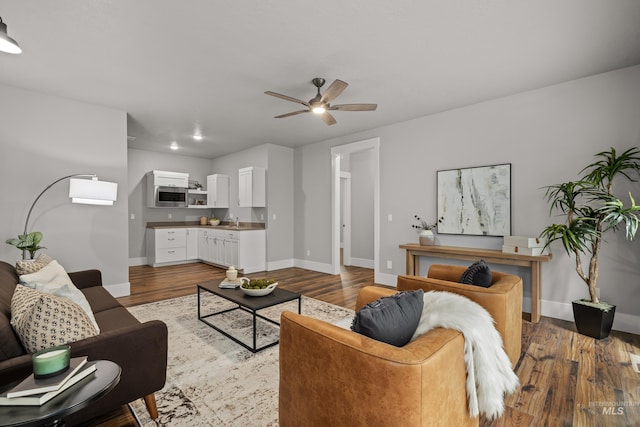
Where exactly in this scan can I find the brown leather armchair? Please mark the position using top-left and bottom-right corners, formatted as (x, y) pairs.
(279, 286), (478, 427)
(396, 264), (523, 367)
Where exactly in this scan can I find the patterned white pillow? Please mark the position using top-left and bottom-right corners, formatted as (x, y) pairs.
(15, 253), (54, 275)
(19, 260), (100, 333)
(10, 285), (98, 353)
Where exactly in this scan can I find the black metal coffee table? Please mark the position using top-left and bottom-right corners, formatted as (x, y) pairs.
(197, 281), (301, 353)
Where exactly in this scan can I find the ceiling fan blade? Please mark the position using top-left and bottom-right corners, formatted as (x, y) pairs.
(265, 91), (310, 107)
(329, 104), (378, 111)
(320, 79), (348, 103)
(274, 110), (310, 119)
(319, 112), (337, 126)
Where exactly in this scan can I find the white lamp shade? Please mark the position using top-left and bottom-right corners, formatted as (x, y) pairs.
(69, 178), (118, 205)
(0, 20), (21, 54)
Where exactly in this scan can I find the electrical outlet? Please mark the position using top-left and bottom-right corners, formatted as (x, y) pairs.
(387, 260), (392, 269)
(272, 213), (276, 220)
(306, 250), (310, 257)
(387, 214), (392, 222)
(596, 287), (600, 298)
(130, 213), (135, 220)
(260, 213), (264, 220)
(168, 213), (172, 219)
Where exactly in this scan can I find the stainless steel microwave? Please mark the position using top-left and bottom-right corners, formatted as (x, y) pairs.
(156, 186), (188, 207)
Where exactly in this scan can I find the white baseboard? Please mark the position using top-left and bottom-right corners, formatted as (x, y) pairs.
(374, 272), (397, 287)
(540, 298), (640, 335)
(293, 259), (334, 274)
(267, 259), (295, 271)
(349, 257), (374, 269)
(129, 257), (147, 266)
(106, 281), (130, 298)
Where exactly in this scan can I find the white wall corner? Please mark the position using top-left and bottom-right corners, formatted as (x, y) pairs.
(267, 259), (295, 271)
(105, 282), (131, 298)
(129, 257), (148, 267)
(349, 258), (374, 269)
(374, 272), (397, 287)
(293, 259), (334, 275)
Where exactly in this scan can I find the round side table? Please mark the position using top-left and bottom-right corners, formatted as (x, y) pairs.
(0, 360), (121, 427)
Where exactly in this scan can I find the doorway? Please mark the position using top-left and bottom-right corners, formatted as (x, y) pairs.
(330, 137), (380, 276)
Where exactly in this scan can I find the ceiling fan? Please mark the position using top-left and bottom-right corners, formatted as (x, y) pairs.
(264, 78), (377, 126)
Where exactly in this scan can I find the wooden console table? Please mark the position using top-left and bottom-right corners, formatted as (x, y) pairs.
(399, 244), (552, 323)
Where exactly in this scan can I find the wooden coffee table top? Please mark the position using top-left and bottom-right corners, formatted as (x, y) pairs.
(198, 281), (301, 310)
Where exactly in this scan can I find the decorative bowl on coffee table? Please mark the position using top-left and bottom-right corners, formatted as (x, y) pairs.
(239, 278), (278, 296)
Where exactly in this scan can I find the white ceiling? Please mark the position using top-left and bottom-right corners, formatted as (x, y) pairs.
(1, 1), (639, 159)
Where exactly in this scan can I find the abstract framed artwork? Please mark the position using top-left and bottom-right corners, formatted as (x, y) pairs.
(437, 163), (511, 236)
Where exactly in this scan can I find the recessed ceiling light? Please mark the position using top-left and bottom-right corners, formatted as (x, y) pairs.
(170, 142), (179, 150)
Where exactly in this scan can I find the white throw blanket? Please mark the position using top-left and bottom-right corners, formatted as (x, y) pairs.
(410, 291), (519, 420)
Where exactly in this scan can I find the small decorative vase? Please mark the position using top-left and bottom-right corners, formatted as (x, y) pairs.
(418, 230), (435, 246)
(226, 266), (238, 281)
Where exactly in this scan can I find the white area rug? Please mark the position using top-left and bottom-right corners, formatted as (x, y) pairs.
(128, 293), (354, 426)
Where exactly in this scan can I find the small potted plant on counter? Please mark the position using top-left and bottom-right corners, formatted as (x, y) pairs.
(6, 231), (46, 260)
(539, 146), (640, 339)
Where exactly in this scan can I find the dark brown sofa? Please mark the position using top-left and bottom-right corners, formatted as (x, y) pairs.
(0, 260), (168, 425)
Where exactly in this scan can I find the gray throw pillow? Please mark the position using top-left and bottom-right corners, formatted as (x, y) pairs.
(351, 289), (424, 347)
(459, 260), (492, 287)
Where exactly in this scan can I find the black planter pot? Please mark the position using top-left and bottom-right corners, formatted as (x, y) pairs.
(572, 300), (616, 339)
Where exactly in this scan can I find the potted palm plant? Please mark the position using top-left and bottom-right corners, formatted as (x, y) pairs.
(539, 147), (640, 338)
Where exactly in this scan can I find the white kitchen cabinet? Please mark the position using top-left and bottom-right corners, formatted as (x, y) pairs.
(147, 170), (189, 188)
(238, 167), (266, 207)
(236, 229), (265, 273)
(186, 228), (199, 260)
(187, 189), (208, 208)
(207, 174), (230, 208)
(198, 229), (211, 263)
(196, 228), (264, 273)
(147, 228), (188, 266)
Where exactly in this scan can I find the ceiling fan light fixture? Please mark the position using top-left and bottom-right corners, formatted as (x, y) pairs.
(0, 17), (21, 54)
(312, 105), (326, 114)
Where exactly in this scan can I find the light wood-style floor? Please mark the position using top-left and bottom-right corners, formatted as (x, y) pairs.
(87, 262), (639, 427)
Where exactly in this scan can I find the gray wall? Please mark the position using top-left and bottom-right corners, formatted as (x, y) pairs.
(0, 84), (129, 294)
(264, 144), (294, 267)
(209, 143), (294, 267)
(350, 149), (375, 262)
(294, 65), (640, 331)
(127, 148), (214, 260)
(209, 144), (268, 224)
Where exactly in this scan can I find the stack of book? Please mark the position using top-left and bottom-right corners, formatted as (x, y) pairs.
(218, 278), (241, 289)
(502, 236), (549, 256)
(0, 357), (96, 406)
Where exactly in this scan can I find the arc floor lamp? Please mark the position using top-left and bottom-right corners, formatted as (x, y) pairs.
(20, 174), (118, 259)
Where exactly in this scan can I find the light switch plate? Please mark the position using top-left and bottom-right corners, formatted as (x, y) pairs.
(630, 353), (640, 374)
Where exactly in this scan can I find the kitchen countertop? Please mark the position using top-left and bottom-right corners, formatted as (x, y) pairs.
(146, 221), (266, 231)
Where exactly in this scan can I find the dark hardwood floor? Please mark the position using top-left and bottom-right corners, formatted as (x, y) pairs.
(86, 262), (639, 427)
